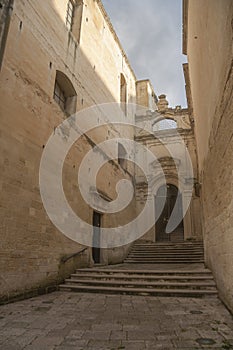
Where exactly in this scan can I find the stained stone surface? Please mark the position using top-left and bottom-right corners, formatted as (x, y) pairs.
(0, 291), (233, 349)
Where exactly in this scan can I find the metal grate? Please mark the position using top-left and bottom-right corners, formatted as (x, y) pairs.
(66, 0), (75, 31)
(54, 81), (66, 110)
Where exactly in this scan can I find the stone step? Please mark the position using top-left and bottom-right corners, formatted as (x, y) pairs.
(126, 241), (204, 264)
(131, 247), (204, 253)
(59, 241), (216, 298)
(134, 242), (203, 244)
(125, 259), (204, 264)
(132, 246), (204, 248)
(76, 268), (211, 275)
(129, 252), (203, 257)
(66, 278), (216, 289)
(133, 244), (203, 247)
(130, 253), (204, 256)
(126, 253), (204, 260)
(125, 262), (204, 264)
(125, 257), (204, 260)
(132, 248), (204, 251)
(131, 252), (204, 254)
(71, 273), (214, 281)
(133, 243), (204, 246)
(125, 255), (204, 258)
(132, 249), (204, 251)
(131, 247), (204, 250)
(127, 256), (204, 259)
(59, 284), (218, 297)
(131, 248), (204, 251)
(135, 250), (204, 253)
(129, 258), (204, 261)
(59, 260), (217, 297)
(127, 257), (204, 260)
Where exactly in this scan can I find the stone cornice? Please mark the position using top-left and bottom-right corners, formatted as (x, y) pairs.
(135, 128), (194, 142)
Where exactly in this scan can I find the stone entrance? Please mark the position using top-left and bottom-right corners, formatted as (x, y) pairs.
(155, 184), (184, 242)
(92, 212), (101, 263)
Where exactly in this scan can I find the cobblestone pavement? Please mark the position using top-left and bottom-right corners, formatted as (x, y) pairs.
(0, 292), (233, 350)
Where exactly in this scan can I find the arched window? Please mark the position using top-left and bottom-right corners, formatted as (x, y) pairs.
(120, 73), (127, 115)
(153, 118), (177, 132)
(53, 71), (77, 116)
(118, 143), (127, 170)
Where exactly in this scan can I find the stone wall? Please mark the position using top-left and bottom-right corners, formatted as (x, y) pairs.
(183, 0), (233, 311)
(136, 80), (157, 111)
(0, 0), (15, 71)
(0, 0), (137, 302)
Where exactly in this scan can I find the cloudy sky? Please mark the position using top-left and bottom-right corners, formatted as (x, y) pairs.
(101, 0), (187, 107)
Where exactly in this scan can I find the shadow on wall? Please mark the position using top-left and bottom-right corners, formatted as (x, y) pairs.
(0, 0), (137, 303)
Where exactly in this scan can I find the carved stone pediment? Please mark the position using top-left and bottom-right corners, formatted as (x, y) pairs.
(150, 157), (181, 171)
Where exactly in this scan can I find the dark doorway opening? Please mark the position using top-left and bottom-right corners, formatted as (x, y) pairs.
(92, 211), (101, 263)
(155, 184), (184, 242)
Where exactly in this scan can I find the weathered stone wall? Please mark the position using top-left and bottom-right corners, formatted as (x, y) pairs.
(0, 0), (137, 302)
(136, 80), (157, 111)
(135, 102), (201, 242)
(184, 0), (233, 311)
(0, 0), (14, 70)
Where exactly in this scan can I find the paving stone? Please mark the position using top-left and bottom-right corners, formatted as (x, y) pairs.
(110, 330), (127, 340)
(156, 332), (176, 341)
(82, 330), (111, 340)
(23, 335), (64, 349)
(127, 330), (157, 340)
(92, 323), (122, 331)
(0, 341), (23, 350)
(7, 330), (43, 348)
(66, 329), (85, 339)
(60, 339), (88, 347)
(172, 338), (202, 348)
(0, 291), (233, 349)
(55, 346), (86, 350)
(87, 339), (121, 347)
(121, 340), (147, 349)
(146, 340), (175, 349)
(0, 327), (26, 337)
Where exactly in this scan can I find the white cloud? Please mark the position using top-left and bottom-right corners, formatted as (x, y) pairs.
(102, 0), (187, 107)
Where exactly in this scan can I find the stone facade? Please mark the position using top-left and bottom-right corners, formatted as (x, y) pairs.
(136, 79), (158, 111)
(0, 0), (140, 302)
(183, 0), (233, 312)
(135, 95), (201, 242)
(0, 0), (200, 304)
(0, 0), (14, 70)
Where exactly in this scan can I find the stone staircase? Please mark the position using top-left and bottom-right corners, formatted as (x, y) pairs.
(59, 267), (217, 297)
(124, 241), (205, 264)
(59, 241), (218, 297)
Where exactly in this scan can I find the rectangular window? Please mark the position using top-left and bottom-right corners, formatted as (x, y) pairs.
(66, 0), (75, 31)
(53, 71), (77, 116)
(118, 143), (127, 171)
(54, 81), (66, 110)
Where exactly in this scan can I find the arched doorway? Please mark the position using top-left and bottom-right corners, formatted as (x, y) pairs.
(155, 184), (184, 242)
